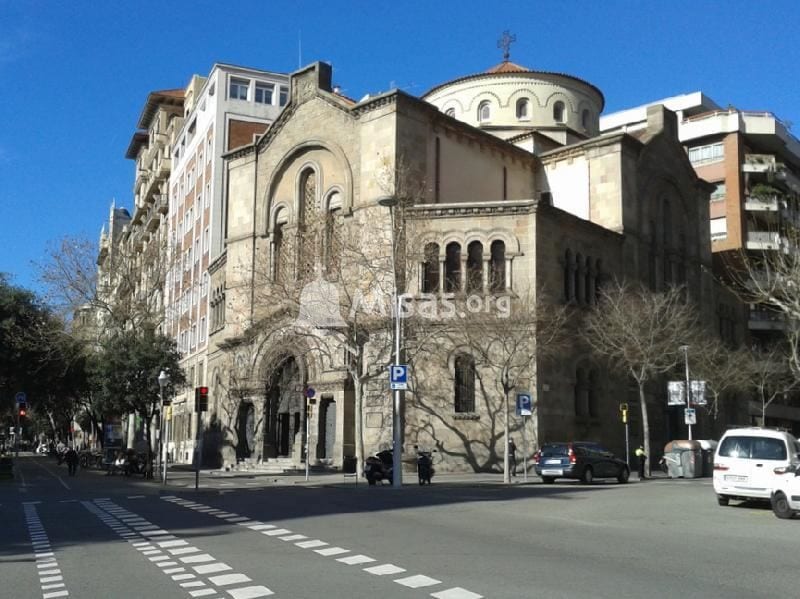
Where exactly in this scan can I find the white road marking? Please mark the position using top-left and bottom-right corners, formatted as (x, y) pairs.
(261, 528), (292, 536)
(315, 546), (349, 556)
(364, 564), (406, 576)
(337, 554), (376, 565)
(180, 554), (216, 564)
(395, 574), (441, 588)
(226, 586), (274, 598)
(209, 573), (252, 586)
(296, 540), (328, 549)
(24, 503), (72, 599)
(170, 547), (201, 555)
(278, 534), (307, 541)
(431, 588), (485, 599)
(85, 500), (273, 599)
(248, 524), (276, 531)
(194, 563), (233, 574)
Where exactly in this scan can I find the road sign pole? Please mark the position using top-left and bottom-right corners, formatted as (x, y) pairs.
(625, 421), (630, 467)
(522, 416), (528, 483)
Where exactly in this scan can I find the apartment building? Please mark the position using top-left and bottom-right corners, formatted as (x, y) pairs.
(602, 93), (800, 429)
(165, 64), (289, 464)
(603, 93), (800, 333)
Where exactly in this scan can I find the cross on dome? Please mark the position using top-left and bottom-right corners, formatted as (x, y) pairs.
(497, 30), (516, 62)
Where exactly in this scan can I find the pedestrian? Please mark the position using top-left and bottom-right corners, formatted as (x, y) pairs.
(635, 445), (647, 480)
(65, 447), (79, 476)
(508, 438), (517, 477)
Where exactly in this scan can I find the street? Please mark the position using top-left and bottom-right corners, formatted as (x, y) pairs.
(1, 455), (797, 598)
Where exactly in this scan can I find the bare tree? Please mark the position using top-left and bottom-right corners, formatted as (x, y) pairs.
(37, 230), (175, 335)
(744, 343), (797, 424)
(420, 291), (568, 483)
(689, 335), (752, 420)
(723, 185), (800, 379)
(582, 281), (700, 473)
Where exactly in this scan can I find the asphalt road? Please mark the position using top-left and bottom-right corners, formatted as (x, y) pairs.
(1, 454), (798, 598)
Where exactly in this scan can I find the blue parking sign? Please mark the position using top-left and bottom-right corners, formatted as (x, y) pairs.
(516, 392), (533, 416)
(390, 365), (408, 390)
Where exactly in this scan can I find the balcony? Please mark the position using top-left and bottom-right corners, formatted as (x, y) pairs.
(744, 195), (781, 211)
(746, 231), (782, 250)
(145, 204), (162, 233)
(743, 153), (784, 174)
(748, 309), (787, 331)
(154, 194), (169, 215)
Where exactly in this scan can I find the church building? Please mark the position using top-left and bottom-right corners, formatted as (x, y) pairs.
(204, 52), (724, 474)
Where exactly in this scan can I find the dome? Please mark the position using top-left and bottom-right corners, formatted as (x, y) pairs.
(423, 60), (605, 143)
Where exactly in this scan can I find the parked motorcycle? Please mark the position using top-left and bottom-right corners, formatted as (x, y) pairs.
(364, 449), (394, 485)
(417, 450), (435, 485)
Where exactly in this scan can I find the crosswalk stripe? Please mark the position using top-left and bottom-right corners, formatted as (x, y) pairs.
(431, 588), (485, 599)
(395, 574), (441, 588)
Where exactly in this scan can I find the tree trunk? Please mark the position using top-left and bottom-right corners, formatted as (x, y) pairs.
(354, 375), (364, 476)
(503, 386), (510, 484)
(638, 382), (651, 476)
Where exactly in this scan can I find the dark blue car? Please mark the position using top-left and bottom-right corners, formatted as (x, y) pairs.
(534, 442), (630, 484)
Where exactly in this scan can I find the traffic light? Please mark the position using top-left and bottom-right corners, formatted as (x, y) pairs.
(195, 386), (209, 412)
(619, 402), (628, 424)
(18, 401), (27, 418)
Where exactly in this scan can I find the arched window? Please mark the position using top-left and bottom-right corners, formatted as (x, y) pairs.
(594, 259), (603, 303)
(454, 354), (476, 413)
(588, 370), (599, 417)
(575, 252), (583, 303)
(490, 240), (506, 292)
(581, 109), (590, 130)
(478, 101), (491, 123)
(553, 101), (565, 123)
(298, 168), (318, 278)
(466, 241), (483, 293)
(584, 256), (593, 305)
(516, 98), (530, 120)
(422, 242), (440, 293)
(574, 367), (588, 417)
(445, 108), (455, 118)
(272, 208), (288, 282)
(564, 249), (574, 301)
(663, 200), (672, 286)
(324, 207), (340, 274)
(445, 242), (461, 293)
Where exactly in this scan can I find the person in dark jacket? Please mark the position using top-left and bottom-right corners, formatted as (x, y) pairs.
(65, 447), (79, 476)
(508, 438), (518, 477)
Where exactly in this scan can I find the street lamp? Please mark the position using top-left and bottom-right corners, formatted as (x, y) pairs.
(378, 195), (403, 488)
(157, 370), (170, 484)
(679, 345), (692, 441)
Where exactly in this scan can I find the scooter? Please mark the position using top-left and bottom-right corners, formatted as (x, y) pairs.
(364, 449), (393, 485)
(417, 450), (435, 485)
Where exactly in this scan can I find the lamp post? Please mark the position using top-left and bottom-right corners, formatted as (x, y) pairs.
(157, 370), (170, 484)
(378, 195), (403, 488)
(679, 345), (692, 440)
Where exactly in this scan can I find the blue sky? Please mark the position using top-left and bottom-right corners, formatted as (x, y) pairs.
(1, 0), (798, 291)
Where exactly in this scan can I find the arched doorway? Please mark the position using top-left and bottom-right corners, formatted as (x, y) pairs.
(263, 356), (304, 459)
(235, 402), (256, 461)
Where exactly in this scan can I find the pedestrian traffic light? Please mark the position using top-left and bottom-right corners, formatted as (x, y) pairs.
(195, 386), (209, 412)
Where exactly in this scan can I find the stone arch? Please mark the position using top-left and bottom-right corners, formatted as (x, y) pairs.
(506, 88), (545, 108)
(543, 91), (577, 115)
(441, 99), (464, 114)
(263, 139), (354, 235)
(466, 90), (504, 111)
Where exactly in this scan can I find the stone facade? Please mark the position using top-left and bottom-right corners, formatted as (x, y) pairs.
(204, 61), (720, 473)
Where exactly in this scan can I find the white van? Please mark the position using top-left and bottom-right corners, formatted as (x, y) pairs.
(713, 427), (800, 506)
